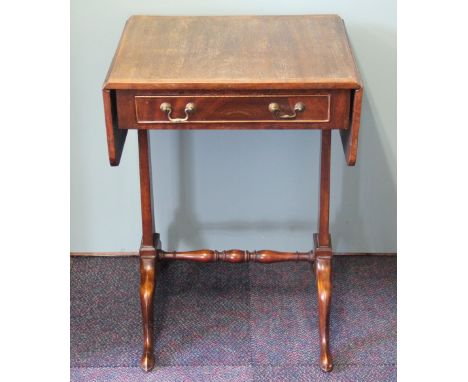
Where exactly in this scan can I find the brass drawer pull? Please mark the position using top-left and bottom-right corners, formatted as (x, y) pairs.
(268, 102), (305, 119)
(160, 102), (196, 122)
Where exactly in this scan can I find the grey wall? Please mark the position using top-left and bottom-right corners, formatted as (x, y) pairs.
(71, 0), (396, 252)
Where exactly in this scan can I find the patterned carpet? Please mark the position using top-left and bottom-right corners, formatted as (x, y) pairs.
(70, 256), (396, 381)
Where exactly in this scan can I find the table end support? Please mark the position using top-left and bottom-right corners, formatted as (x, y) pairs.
(315, 129), (333, 372)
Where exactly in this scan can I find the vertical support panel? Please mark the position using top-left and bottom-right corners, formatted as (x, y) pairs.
(138, 130), (155, 246)
(318, 130), (332, 246)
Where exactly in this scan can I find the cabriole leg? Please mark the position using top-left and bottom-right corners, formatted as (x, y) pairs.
(139, 255), (156, 371)
(316, 256), (332, 371)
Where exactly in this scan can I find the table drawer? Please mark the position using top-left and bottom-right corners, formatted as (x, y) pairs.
(116, 91), (351, 129)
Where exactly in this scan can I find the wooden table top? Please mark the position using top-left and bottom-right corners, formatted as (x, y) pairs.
(104, 15), (361, 91)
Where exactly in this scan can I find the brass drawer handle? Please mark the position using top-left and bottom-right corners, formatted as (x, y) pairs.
(160, 102), (196, 122)
(268, 102), (305, 119)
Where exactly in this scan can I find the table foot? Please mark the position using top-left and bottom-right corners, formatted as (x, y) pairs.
(320, 352), (333, 372)
(140, 351), (155, 372)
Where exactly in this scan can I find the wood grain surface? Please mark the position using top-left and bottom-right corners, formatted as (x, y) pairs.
(103, 15), (362, 90)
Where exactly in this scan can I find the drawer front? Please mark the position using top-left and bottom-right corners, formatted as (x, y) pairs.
(116, 91), (350, 129)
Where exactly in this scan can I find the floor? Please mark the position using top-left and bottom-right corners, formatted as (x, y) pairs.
(70, 255), (396, 381)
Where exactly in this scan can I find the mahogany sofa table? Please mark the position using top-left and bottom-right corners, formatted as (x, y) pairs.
(102, 14), (363, 373)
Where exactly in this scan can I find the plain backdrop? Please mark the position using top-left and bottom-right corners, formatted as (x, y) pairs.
(71, 0), (396, 252)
